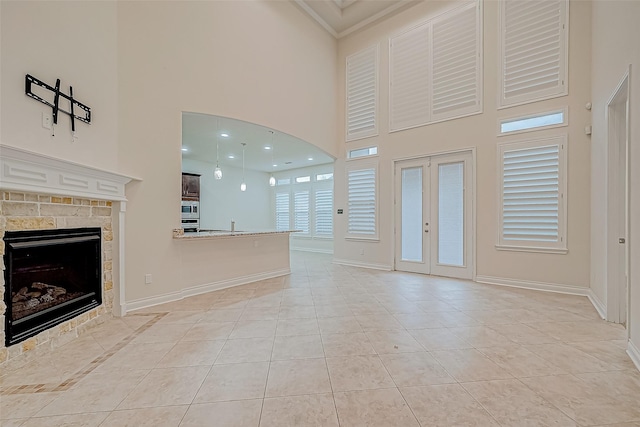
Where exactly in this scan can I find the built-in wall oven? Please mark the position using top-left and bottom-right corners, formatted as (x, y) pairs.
(181, 200), (200, 231)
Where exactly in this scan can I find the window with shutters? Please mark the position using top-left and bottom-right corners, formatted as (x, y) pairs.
(276, 192), (290, 231)
(315, 189), (333, 236)
(499, 0), (568, 107)
(389, 1), (481, 131)
(347, 163), (378, 239)
(390, 23), (430, 131)
(498, 135), (567, 253)
(346, 45), (378, 141)
(431, 2), (481, 121)
(273, 170), (333, 239)
(294, 190), (310, 234)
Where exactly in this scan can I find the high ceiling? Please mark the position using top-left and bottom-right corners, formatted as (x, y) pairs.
(294, 0), (421, 38)
(183, 3), (424, 171)
(181, 113), (334, 173)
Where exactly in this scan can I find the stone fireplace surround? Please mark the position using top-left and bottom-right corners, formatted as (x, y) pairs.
(0, 145), (135, 370)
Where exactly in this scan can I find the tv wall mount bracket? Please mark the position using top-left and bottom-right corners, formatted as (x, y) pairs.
(25, 74), (91, 132)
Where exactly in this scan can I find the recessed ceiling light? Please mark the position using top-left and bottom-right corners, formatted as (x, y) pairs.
(264, 146), (271, 150)
(272, 164), (278, 167)
(181, 147), (188, 152)
(308, 157), (314, 161)
(228, 154), (235, 159)
(220, 133), (229, 138)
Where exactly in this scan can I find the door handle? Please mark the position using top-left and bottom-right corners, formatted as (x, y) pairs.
(619, 238), (626, 244)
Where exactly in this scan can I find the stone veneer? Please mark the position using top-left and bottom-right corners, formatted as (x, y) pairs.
(0, 191), (113, 370)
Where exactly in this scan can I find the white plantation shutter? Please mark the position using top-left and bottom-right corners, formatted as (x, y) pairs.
(294, 190), (310, 234)
(389, 1), (481, 131)
(347, 168), (377, 236)
(500, 0), (567, 106)
(275, 192), (290, 231)
(390, 24), (430, 131)
(315, 189), (333, 236)
(499, 136), (566, 250)
(431, 2), (481, 121)
(346, 45), (378, 141)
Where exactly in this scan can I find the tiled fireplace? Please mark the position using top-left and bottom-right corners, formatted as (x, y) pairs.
(0, 145), (134, 369)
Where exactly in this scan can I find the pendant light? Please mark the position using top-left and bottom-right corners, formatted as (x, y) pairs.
(214, 118), (222, 179)
(240, 142), (247, 192)
(268, 130), (276, 187)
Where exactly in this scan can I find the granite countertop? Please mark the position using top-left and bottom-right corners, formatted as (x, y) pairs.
(173, 229), (300, 239)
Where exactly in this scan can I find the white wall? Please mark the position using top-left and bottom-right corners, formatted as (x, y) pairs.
(182, 158), (272, 231)
(591, 0), (640, 359)
(116, 1), (338, 302)
(0, 1), (118, 171)
(333, 0), (593, 290)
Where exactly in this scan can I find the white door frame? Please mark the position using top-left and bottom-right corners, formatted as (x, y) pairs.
(605, 66), (631, 328)
(392, 148), (476, 280)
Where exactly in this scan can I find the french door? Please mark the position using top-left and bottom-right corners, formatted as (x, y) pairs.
(394, 151), (473, 279)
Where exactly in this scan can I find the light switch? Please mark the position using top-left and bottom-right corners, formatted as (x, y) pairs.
(42, 112), (52, 129)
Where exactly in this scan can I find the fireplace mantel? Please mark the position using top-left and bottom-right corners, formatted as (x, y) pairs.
(1, 144), (139, 319)
(0, 144), (138, 201)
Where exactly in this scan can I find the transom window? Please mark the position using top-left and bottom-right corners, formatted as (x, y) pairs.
(499, 109), (567, 135)
(348, 146), (378, 159)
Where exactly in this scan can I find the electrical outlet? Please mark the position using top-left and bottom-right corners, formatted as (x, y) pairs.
(42, 112), (52, 130)
(145, 274), (152, 284)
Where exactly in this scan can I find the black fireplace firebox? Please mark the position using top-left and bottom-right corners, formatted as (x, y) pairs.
(3, 227), (102, 346)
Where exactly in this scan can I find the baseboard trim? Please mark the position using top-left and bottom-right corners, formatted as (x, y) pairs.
(475, 275), (590, 296)
(291, 248), (334, 254)
(125, 268), (291, 314)
(587, 290), (607, 320)
(332, 258), (392, 271)
(627, 340), (640, 372)
(115, 303), (127, 318)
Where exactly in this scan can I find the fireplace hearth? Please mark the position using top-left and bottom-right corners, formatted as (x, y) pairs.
(3, 227), (102, 347)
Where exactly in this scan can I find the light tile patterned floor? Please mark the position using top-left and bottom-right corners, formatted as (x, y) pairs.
(2, 252), (640, 426)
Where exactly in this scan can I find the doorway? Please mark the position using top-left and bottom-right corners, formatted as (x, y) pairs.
(606, 69), (630, 326)
(394, 151), (474, 279)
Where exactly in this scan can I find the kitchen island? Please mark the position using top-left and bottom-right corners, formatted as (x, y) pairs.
(171, 229), (298, 299)
(176, 229), (297, 239)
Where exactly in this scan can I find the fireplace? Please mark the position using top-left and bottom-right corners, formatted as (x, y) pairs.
(3, 227), (102, 347)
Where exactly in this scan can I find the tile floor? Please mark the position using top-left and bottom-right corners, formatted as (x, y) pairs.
(1, 252), (640, 426)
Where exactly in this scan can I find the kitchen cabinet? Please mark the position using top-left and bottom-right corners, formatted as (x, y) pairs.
(182, 173), (200, 200)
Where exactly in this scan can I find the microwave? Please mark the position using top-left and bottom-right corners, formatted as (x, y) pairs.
(181, 201), (199, 219)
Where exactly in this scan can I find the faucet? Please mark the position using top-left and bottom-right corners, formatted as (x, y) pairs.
(231, 220), (235, 232)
